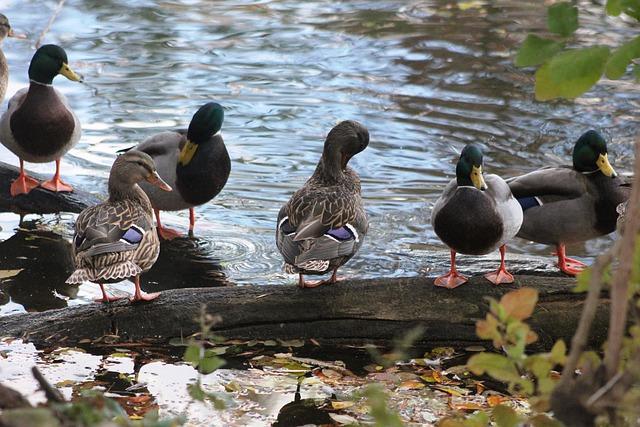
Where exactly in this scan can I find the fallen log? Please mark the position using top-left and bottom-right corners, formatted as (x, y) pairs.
(0, 275), (608, 351)
(0, 161), (99, 214)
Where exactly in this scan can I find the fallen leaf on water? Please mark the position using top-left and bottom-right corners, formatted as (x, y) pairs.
(398, 379), (426, 390)
(331, 400), (355, 410)
(487, 395), (508, 407)
(0, 269), (22, 280)
(329, 413), (358, 425)
(448, 399), (484, 411)
(432, 384), (470, 397)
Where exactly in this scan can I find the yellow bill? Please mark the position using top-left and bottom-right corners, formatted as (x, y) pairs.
(59, 63), (82, 82)
(471, 165), (487, 190)
(178, 140), (198, 166)
(596, 153), (616, 177)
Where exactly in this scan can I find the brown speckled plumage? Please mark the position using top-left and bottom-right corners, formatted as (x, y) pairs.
(276, 120), (370, 278)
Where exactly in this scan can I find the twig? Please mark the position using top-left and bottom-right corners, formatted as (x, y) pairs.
(35, 0), (66, 49)
(604, 140), (640, 379)
(559, 244), (615, 387)
(586, 371), (624, 407)
(31, 366), (65, 403)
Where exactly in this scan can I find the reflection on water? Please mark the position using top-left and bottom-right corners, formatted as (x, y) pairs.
(0, 0), (637, 312)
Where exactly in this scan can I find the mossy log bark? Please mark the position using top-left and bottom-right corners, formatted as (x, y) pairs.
(0, 161), (100, 214)
(0, 275), (607, 350)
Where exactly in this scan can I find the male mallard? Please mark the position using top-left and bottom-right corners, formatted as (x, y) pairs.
(66, 151), (172, 303)
(276, 120), (369, 288)
(132, 102), (230, 239)
(0, 44), (82, 196)
(0, 14), (17, 102)
(508, 130), (630, 275)
(431, 145), (523, 288)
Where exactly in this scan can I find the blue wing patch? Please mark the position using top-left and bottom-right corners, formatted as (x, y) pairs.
(517, 196), (542, 211)
(121, 225), (144, 244)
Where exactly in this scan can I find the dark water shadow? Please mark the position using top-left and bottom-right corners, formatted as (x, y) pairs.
(0, 219), (77, 312)
(140, 236), (231, 292)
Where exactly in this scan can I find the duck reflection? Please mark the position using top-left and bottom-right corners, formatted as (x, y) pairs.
(139, 236), (230, 293)
(0, 219), (77, 312)
(273, 380), (333, 427)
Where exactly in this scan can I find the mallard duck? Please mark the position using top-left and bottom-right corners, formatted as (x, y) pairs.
(507, 130), (630, 275)
(276, 120), (369, 288)
(0, 44), (82, 196)
(431, 145), (523, 288)
(131, 102), (230, 240)
(0, 14), (16, 102)
(66, 151), (172, 303)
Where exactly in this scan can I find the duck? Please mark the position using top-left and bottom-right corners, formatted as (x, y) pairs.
(66, 150), (172, 303)
(0, 44), (82, 197)
(0, 14), (17, 103)
(276, 120), (370, 288)
(431, 144), (523, 288)
(507, 130), (630, 275)
(130, 102), (230, 240)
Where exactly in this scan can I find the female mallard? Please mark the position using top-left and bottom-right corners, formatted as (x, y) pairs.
(66, 151), (172, 303)
(508, 130), (630, 275)
(276, 120), (369, 288)
(0, 44), (82, 196)
(432, 145), (523, 288)
(0, 14), (16, 102)
(132, 102), (230, 240)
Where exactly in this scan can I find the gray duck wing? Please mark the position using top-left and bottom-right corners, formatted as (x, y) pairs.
(507, 166), (586, 200)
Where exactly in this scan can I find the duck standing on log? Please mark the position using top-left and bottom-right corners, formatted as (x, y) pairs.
(507, 130), (630, 275)
(276, 120), (369, 288)
(128, 102), (230, 240)
(0, 44), (82, 196)
(66, 151), (172, 303)
(431, 145), (523, 289)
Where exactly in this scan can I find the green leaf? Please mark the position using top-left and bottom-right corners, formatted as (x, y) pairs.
(515, 35), (564, 67)
(606, 0), (623, 15)
(529, 414), (564, 427)
(465, 411), (490, 427)
(573, 267), (591, 292)
(199, 355), (225, 374)
(620, 0), (640, 20)
(187, 382), (205, 401)
(549, 340), (567, 365)
(535, 46), (610, 101)
(184, 344), (201, 366)
(467, 353), (521, 383)
(606, 36), (640, 79)
(492, 404), (521, 427)
(548, 2), (578, 37)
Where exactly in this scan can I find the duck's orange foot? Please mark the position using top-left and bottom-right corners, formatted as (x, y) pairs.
(94, 295), (125, 303)
(130, 291), (160, 303)
(41, 177), (73, 193)
(157, 226), (183, 240)
(558, 262), (587, 276)
(10, 175), (39, 196)
(434, 272), (468, 289)
(484, 268), (515, 285)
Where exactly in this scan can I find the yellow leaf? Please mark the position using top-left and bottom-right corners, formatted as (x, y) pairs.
(432, 385), (470, 396)
(398, 379), (426, 390)
(0, 269), (23, 280)
(499, 288), (538, 320)
(331, 400), (355, 410)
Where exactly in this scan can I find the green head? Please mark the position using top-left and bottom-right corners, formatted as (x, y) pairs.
(28, 44), (82, 85)
(572, 130), (616, 177)
(456, 144), (487, 190)
(179, 102), (224, 166)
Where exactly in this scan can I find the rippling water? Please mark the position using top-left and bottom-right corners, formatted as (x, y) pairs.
(0, 0), (637, 314)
